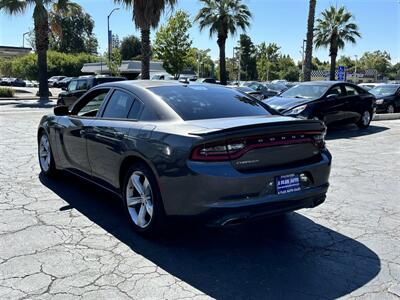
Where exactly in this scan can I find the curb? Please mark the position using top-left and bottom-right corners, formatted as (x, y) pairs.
(372, 113), (400, 121)
(0, 97), (57, 101)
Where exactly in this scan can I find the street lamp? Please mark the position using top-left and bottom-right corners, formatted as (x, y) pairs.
(22, 32), (29, 48)
(107, 8), (120, 62)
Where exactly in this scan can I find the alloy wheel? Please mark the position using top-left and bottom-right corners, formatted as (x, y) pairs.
(126, 171), (154, 228)
(387, 105), (395, 114)
(39, 134), (51, 172)
(361, 111), (371, 126)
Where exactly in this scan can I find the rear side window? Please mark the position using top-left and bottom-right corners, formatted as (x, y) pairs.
(77, 80), (88, 90)
(149, 85), (272, 121)
(68, 80), (78, 91)
(102, 90), (134, 119)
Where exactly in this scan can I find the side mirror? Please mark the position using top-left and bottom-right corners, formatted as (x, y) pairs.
(54, 105), (69, 116)
(62, 86), (67, 91)
(326, 93), (338, 100)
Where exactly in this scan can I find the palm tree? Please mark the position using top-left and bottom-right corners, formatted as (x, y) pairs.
(114, 0), (177, 79)
(304, 0), (316, 81)
(314, 6), (361, 80)
(195, 0), (251, 85)
(0, 0), (79, 101)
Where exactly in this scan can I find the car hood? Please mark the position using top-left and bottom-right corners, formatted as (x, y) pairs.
(264, 96), (313, 112)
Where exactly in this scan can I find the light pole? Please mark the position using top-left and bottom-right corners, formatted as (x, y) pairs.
(107, 8), (120, 62)
(354, 55), (358, 82)
(22, 32), (29, 48)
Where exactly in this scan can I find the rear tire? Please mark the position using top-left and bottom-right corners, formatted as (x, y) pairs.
(357, 110), (372, 129)
(38, 131), (58, 177)
(122, 163), (166, 237)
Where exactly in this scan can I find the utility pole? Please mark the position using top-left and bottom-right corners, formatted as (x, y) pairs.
(301, 39), (306, 81)
(107, 8), (120, 62)
(22, 32), (29, 48)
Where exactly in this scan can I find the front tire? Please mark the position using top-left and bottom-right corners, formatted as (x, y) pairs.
(122, 163), (166, 237)
(387, 104), (395, 114)
(357, 110), (372, 129)
(38, 131), (57, 177)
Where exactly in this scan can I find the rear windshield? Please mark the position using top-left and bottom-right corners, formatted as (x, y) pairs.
(149, 85), (272, 120)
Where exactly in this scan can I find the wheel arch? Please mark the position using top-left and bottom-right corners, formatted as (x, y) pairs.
(118, 154), (160, 193)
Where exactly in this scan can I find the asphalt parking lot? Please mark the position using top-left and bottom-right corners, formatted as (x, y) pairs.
(0, 101), (399, 299)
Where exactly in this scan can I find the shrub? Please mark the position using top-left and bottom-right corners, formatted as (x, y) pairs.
(0, 87), (15, 97)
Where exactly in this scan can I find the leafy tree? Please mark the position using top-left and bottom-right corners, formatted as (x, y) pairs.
(304, 0), (316, 81)
(0, 0), (79, 100)
(10, 51), (99, 79)
(153, 10), (192, 77)
(0, 59), (13, 77)
(389, 63), (400, 80)
(277, 55), (299, 81)
(236, 34), (257, 81)
(186, 48), (215, 78)
(195, 0), (251, 85)
(49, 5), (98, 54)
(359, 50), (391, 75)
(314, 6), (361, 80)
(337, 55), (355, 72)
(107, 48), (122, 76)
(256, 42), (280, 81)
(120, 35), (141, 60)
(114, 0), (177, 79)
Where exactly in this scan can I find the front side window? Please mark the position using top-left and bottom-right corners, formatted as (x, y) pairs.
(149, 85), (272, 121)
(344, 85), (359, 96)
(75, 90), (109, 117)
(327, 86), (343, 97)
(102, 90), (134, 119)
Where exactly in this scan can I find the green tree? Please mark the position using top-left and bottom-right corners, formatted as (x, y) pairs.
(314, 6), (361, 80)
(0, 0), (79, 100)
(304, 0), (316, 81)
(359, 50), (391, 75)
(0, 59), (13, 77)
(153, 10), (192, 77)
(49, 5), (98, 54)
(120, 35), (141, 60)
(389, 63), (400, 80)
(236, 34), (257, 81)
(256, 42), (280, 81)
(337, 55), (355, 71)
(186, 48), (215, 78)
(107, 48), (122, 76)
(114, 0), (177, 79)
(277, 55), (299, 81)
(195, 0), (251, 85)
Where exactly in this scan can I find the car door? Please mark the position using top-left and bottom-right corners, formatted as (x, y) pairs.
(85, 89), (145, 191)
(319, 84), (347, 124)
(395, 87), (400, 109)
(54, 89), (111, 178)
(341, 84), (364, 122)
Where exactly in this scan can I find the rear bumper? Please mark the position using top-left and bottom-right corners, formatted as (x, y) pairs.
(159, 151), (331, 220)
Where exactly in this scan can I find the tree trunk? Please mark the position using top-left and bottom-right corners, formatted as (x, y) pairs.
(217, 34), (227, 85)
(304, 0), (316, 81)
(34, 13), (50, 101)
(140, 27), (151, 79)
(329, 42), (338, 80)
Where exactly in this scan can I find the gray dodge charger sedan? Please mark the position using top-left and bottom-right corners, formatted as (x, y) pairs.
(38, 81), (331, 236)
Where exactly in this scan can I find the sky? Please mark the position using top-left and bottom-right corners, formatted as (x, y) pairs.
(1, 0), (399, 64)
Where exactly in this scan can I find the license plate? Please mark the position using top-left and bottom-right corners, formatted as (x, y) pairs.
(276, 174), (301, 195)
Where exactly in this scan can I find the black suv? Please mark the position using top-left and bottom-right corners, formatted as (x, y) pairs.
(57, 76), (126, 107)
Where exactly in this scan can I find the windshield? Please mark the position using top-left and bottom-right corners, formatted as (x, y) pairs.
(279, 84), (329, 99)
(369, 85), (398, 96)
(149, 85), (272, 121)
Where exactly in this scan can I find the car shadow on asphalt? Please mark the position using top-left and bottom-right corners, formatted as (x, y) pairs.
(326, 123), (389, 140)
(0, 101), (55, 108)
(40, 173), (381, 299)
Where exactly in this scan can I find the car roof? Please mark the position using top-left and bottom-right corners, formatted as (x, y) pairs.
(299, 81), (339, 86)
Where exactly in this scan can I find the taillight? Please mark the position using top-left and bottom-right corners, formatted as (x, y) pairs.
(191, 141), (246, 161)
(191, 130), (326, 162)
